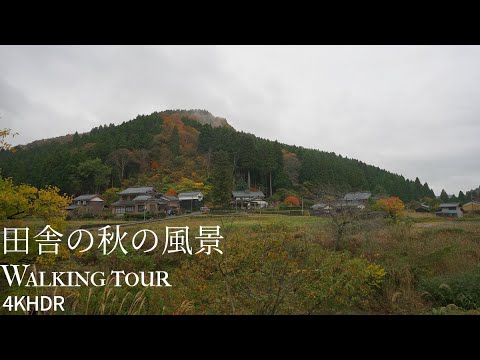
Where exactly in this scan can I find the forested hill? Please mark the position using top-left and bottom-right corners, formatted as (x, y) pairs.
(0, 109), (435, 202)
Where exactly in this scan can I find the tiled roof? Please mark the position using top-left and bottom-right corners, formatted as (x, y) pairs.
(132, 195), (155, 201)
(118, 187), (156, 195)
(343, 192), (371, 201)
(416, 204), (430, 209)
(178, 191), (203, 196)
(232, 190), (265, 198)
(163, 195), (179, 201)
(436, 209), (460, 214)
(73, 194), (102, 201)
(111, 200), (135, 207)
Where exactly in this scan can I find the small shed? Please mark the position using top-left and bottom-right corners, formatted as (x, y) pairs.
(178, 191), (204, 211)
(415, 204), (430, 213)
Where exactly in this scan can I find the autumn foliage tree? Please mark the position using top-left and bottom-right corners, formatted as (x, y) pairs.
(0, 127), (17, 151)
(0, 175), (72, 229)
(372, 197), (405, 219)
(165, 188), (177, 196)
(284, 195), (300, 207)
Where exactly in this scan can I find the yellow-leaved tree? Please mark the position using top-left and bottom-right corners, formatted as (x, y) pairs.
(0, 176), (72, 229)
(0, 176), (72, 266)
(0, 127), (18, 151)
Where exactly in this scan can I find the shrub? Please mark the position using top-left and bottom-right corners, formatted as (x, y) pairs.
(168, 225), (386, 315)
(419, 267), (480, 310)
(284, 196), (300, 207)
(124, 213), (158, 221)
(372, 197), (405, 219)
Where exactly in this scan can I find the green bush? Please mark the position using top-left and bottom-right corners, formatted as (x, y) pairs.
(124, 213), (158, 221)
(419, 267), (480, 310)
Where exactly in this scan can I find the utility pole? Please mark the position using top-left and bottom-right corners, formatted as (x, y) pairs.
(143, 204), (146, 221)
(302, 198), (304, 216)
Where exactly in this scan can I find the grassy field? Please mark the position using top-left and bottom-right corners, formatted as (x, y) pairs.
(2, 212), (480, 315)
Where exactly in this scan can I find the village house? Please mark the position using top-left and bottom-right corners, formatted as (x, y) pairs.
(311, 191), (371, 216)
(311, 202), (333, 215)
(343, 192), (371, 206)
(436, 203), (463, 218)
(178, 191), (204, 211)
(111, 187), (179, 215)
(462, 201), (480, 213)
(415, 203), (430, 213)
(232, 190), (266, 209)
(160, 195), (180, 211)
(67, 194), (105, 214)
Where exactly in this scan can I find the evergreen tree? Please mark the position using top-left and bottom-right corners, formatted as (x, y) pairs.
(373, 184), (388, 197)
(235, 177), (248, 191)
(0, 110), (434, 203)
(458, 191), (466, 204)
(440, 189), (450, 203)
(72, 131), (80, 145)
(169, 126), (180, 157)
(76, 158), (112, 194)
(211, 151), (234, 207)
(414, 177), (424, 198)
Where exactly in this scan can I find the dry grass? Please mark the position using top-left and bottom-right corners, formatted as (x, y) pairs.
(4, 213), (480, 315)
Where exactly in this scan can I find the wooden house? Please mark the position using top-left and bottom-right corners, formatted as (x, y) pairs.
(343, 192), (371, 204)
(67, 194), (105, 214)
(415, 204), (430, 213)
(111, 187), (180, 215)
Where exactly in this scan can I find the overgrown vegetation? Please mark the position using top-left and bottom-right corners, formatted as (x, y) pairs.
(2, 212), (480, 315)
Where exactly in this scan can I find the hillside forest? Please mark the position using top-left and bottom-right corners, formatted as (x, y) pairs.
(1, 109), (475, 207)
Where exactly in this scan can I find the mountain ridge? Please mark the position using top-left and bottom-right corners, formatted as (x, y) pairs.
(18, 109), (230, 150)
(0, 109), (436, 202)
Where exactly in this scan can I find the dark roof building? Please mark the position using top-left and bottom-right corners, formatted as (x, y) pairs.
(415, 204), (430, 213)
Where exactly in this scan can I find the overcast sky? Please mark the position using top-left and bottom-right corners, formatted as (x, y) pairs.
(0, 45), (479, 195)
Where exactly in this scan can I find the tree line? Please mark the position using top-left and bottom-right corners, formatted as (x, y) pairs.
(0, 110), (437, 205)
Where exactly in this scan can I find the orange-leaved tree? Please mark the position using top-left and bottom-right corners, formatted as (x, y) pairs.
(284, 195), (300, 207)
(165, 188), (177, 196)
(372, 197), (405, 219)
